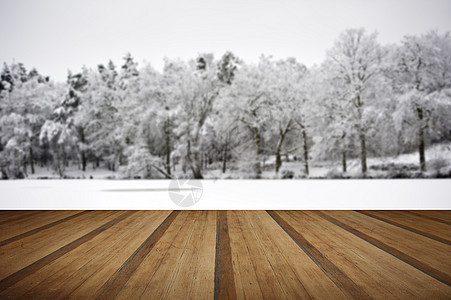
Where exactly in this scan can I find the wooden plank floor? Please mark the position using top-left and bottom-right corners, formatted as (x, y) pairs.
(0, 211), (449, 299)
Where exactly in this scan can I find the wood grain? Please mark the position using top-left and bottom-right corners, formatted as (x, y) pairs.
(95, 210), (179, 299)
(0, 211), (133, 292)
(0, 210), (449, 299)
(0, 211), (89, 247)
(267, 210), (371, 299)
(215, 211), (236, 300)
(317, 211), (451, 286)
(357, 210), (451, 245)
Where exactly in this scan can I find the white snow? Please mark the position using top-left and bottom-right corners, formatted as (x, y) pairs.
(0, 179), (450, 209)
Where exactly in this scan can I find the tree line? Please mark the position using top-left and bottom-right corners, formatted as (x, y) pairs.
(1, 28), (450, 179)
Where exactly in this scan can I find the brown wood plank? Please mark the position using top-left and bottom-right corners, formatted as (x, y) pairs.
(228, 211), (264, 299)
(286, 211), (451, 298)
(357, 210), (451, 245)
(0, 211), (43, 225)
(245, 211), (347, 299)
(161, 211), (216, 299)
(407, 210), (451, 225)
(267, 211), (371, 300)
(114, 211), (195, 299)
(16, 211), (171, 299)
(0, 211), (84, 241)
(0, 211), (134, 292)
(0, 211), (89, 247)
(215, 210), (237, 300)
(95, 210), (179, 299)
(0, 211), (162, 299)
(0, 211), (122, 279)
(317, 211), (451, 286)
(230, 211), (286, 300)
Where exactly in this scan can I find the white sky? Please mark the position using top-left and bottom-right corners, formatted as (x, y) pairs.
(1, 0), (450, 82)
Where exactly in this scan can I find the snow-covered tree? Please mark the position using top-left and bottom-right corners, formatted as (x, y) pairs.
(325, 28), (385, 174)
(0, 72), (58, 178)
(392, 30), (451, 171)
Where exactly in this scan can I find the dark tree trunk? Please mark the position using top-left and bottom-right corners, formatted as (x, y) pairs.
(165, 121), (171, 175)
(253, 127), (262, 178)
(417, 108), (426, 172)
(342, 151), (347, 173)
(275, 129), (288, 173)
(302, 127), (309, 176)
(80, 128), (87, 172)
(29, 144), (35, 174)
(187, 140), (203, 179)
(222, 141), (228, 173)
(359, 130), (367, 174)
(356, 96), (367, 175)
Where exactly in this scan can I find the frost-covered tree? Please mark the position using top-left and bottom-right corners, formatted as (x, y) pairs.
(222, 59), (272, 178)
(165, 54), (222, 179)
(392, 30), (451, 171)
(0, 72), (57, 178)
(325, 28), (385, 174)
(262, 57), (308, 174)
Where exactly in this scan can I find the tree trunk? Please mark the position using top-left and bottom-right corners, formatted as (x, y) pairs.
(253, 127), (262, 178)
(342, 151), (347, 173)
(187, 139), (203, 179)
(275, 130), (287, 173)
(222, 141), (228, 174)
(302, 127), (309, 176)
(165, 121), (171, 175)
(356, 96), (367, 175)
(417, 108), (426, 172)
(29, 144), (35, 174)
(80, 128), (87, 172)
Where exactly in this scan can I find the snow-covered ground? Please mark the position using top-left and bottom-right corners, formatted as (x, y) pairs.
(0, 179), (450, 209)
(1, 143), (450, 210)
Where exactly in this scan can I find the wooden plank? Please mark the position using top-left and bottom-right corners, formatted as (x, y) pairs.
(164, 211), (216, 299)
(232, 211), (285, 300)
(0, 210), (159, 299)
(0, 210), (122, 278)
(0, 211), (84, 241)
(267, 211), (372, 300)
(0, 211), (133, 291)
(137, 211), (198, 299)
(246, 211), (346, 299)
(0, 211), (43, 225)
(357, 210), (451, 245)
(215, 210), (236, 300)
(0, 211), (89, 247)
(95, 210), (179, 299)
(188, 211), (216, 299)
(114, 211), (195, 299)
(228, 211), (264, 299)
(289, 211), (451, 298)
(407, 210), (451, 225)
(317, 211), (451, 286)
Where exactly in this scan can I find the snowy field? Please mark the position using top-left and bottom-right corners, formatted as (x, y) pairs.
(1, 143), (450, 210)
(0, 179), (450, 210)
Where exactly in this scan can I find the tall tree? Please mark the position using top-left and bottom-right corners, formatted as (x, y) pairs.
(326, 28), (384, 174)
(393, 30), (451, 171)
